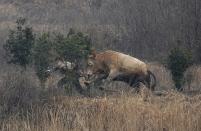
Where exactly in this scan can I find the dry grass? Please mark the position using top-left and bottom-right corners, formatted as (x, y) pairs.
(148, 62), (175, 91)
(183, 65), (201, 91)
(0, 91), (201, 131)
(0, 65), (201, 131)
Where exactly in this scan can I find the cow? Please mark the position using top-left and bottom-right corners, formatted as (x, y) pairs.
(85, 50), (156, 91)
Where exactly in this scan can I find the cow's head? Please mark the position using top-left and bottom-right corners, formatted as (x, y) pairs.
(86, 50), (97, 76)
(86, 50), (105, 79)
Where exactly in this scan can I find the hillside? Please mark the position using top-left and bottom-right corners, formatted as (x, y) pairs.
(0, 0), (200, 62)
(1, 1), (201, 130)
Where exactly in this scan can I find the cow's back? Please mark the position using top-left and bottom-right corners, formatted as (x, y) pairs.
(104, 50), (147, 74)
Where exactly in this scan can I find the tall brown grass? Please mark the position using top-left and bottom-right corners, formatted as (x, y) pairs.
(148, 62), (175, 91)
(0, 65), (201, 131)
(183, 65), (201, 91)
(1, 91), (201, 131)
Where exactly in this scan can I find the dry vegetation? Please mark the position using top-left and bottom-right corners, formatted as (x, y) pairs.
(1, 89), (201, 131)
(0, 65), (201, 131)
(0, 1), (201, 130)
(0, 0), (200, 62)
(183, 65), (201, 91)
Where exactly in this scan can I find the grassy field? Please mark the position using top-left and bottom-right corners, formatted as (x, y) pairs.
(0, 64), (201, 131)
(0, 91), (201, 131)
(0, 1), (201, 130)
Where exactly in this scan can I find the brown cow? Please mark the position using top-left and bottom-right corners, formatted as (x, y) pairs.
(86, 50), (156, 90)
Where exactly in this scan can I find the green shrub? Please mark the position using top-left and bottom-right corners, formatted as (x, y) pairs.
(167, 47), (193, 90)
(33, 33), (54, 87)
(54, 29), (91, 65)
(4, 18), (91, 90)
(3, 18), (35, 69)
(52, 30), (92, 92)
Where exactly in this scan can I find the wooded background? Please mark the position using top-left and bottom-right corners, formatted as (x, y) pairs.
(0, 0), (200, 62)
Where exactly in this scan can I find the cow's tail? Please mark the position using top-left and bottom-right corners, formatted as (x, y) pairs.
(147, 70), (156, 91)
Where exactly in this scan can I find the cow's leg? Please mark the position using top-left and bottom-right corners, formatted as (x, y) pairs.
(131, 76), (149, 92)
(101, 69), (122, 89)
(141, 80), (149, 88)
(130, 75), (140, 87)
(107, 69), (124, 83)
(129, 75), (137, 86)
(145, 74), (151, 89)
(132, 80), (141, 92)
(135, 77), (142, 88)
(96, 73), (108, 81)
(96, 74), (108, 90)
